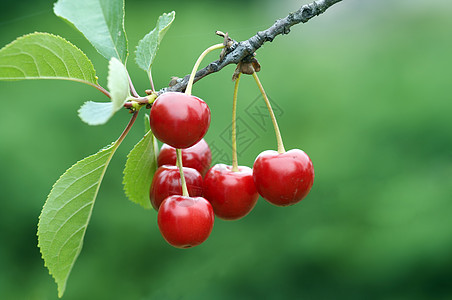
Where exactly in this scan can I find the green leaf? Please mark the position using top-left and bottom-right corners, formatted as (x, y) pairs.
(123, 130), (159, 209)
(54, 0), (128, 62)
(78, 101), (113, 125)
(108, 57), (130, 111)
(0, 32), (97, 86)
(135, 11), (175, 73)
(78, 57), (129, 125)
(38, 142), (118, 297)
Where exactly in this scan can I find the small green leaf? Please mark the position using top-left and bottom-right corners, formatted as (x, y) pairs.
(38, 142), (118, 297)
(123, 130), (159, 209)
(78, 58), (129, 125)
(135, 11), (175, 74)
(78, 101), (113, 125)
(54, 0), (128, 62)
(0, 32), (97, 86)
(108, 57), (130, 111)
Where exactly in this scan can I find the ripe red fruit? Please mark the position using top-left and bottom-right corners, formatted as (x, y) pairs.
(150, 165), (203, 210)
(157, 138), (212, 177)
(203, 164), (259, 220)
(158, 195), (214, 248)
(253, 149), (314, 206)
(149, 92), (211, 148)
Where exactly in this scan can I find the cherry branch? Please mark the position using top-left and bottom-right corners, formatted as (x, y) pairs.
(160, 0), (342, 94)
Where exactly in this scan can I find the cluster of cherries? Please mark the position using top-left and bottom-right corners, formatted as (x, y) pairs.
(148, 90), (315, 249)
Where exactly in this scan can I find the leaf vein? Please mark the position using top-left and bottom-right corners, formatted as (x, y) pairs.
(50, 154), (109, 204)
(43, 182), (98, 245)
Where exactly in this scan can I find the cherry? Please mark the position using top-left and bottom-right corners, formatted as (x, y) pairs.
(203, 164), (259, 220)
(157, 138), (212, 177)
(149, 92), (211, 148)
(158, 195), (214, 248)
(150, 165), (203, 210)
(253, 149), (314, 206)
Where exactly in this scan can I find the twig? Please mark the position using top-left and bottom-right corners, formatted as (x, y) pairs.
(159, 0), (342, 94)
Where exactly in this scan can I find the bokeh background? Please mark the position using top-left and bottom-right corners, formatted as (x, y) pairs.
(0, 0), (451, 299)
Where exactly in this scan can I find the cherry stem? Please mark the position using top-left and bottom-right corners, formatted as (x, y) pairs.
(116, 111), (139, 146)
(176, 148), (189, 197)
(185, 43), (225, 96)
(149, 68), (156, 92)
(127, 72), (140, 98)
(231, 73), (241, 172)
(91, 83), (110, 98)
(252, 72), (286, 154)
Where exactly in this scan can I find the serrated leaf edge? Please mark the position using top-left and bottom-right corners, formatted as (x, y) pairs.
(53, 0), (129, 63)
(135, 11), (175, 73)
(37, 141), (117, 297)
(77, 101), (114, 126)
(0, 32), (98, 86)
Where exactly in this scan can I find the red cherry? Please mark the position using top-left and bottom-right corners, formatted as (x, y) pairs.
(157, 138), (212, 177)
(150, 165), (203, 210)
(149, 92), (211, 148)
(158, 195), (214, 248)
(203, 164), (259, 220)
(253, 149), (314, 206)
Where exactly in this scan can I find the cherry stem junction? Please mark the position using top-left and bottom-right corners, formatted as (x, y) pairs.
(176, 148), (189, 197)
(252, 72), (285, 154)
(231, 72), (241, 172)
(123, 93), (157, 110)
(185, 43), (225, 96)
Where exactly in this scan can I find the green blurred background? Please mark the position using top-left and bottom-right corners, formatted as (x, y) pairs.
(1, 0), (451, 299)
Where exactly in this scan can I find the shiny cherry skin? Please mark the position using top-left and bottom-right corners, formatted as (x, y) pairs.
(158, 195), (214, 248)
(150, 165), (203, 210)
(150, 92), (211, 148)
(253, 149), (314, 206)
(158, 138), (212, 177)
(203, 164), (259, 220)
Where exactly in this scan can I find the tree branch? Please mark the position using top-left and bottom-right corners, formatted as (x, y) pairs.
(160, 0), (342, 94)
